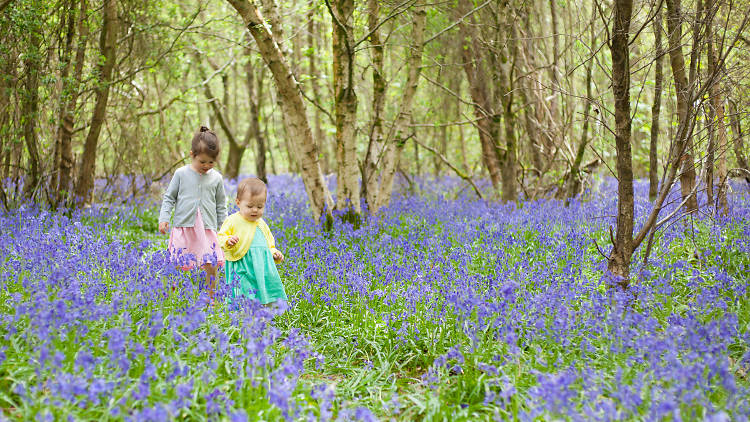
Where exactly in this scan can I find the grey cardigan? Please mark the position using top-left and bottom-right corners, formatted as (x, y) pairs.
(159, 165), (227, 231)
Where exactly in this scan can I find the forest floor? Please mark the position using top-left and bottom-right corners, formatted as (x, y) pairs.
(1, 175), (749, 421)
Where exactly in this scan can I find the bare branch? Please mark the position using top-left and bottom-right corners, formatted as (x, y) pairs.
(353, 0), (416, 48)
(423, 0), (492, 46)
(137, 55), (233, 118)
(299, 85), (335, 124)
(412, 137), (484, 200)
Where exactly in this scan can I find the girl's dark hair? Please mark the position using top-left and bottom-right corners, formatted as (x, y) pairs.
(191, 126), (220, 159)
(236, 177), (267, 200)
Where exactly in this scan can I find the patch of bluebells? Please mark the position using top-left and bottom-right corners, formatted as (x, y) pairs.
(0, 200), (323, 419)
(1, 174), (749, 420)
(273, 175), (750, 419)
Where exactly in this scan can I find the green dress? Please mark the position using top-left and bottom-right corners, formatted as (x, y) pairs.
(225, 226), (287, 304)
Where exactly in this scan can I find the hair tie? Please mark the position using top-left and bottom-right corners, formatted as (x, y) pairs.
(200, 125), (209, 132)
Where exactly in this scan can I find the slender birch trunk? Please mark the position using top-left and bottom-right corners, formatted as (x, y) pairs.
(329, 0), (360, 214)
(496, 11), (519, 202)
(226, 0), (333, 220)
(246, 54), (267, 183)
(564, 4), (597, 204)
(705, 0), (728, 213)
(649, 7), (664, 201)
(374, 6), (426, 212)
(363, 0), (386, 211)
(457, 9), (502, 193)
(306, 10), (328, 174)
(728, 100), (750, 185)
(665, 0), (699, 212)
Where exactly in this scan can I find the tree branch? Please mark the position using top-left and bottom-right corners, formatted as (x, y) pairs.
(299, 85), (335, 124)
(422, 0), (492, 45)
(412, 136), (484, 200)
(353, 0), (416, 48)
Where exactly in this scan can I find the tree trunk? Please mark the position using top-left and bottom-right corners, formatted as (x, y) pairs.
(61, 0), (88, 201)
(21, 24), (42, 198)
(226, 0), (333, 221)
(564, 5), (596, 204)
(74, 0), (117, 206)
(246, 53), (267, 184)
(307, 9), (328, 174)
(413, 137), (421, 175)
(665, 0), (699, 213)
(607, 0), (635, 284)
(224, 142), (245, 180)
(437, 125), (447, 176)
(517, 6), (548, 177)
(728, 99), (750, 185)
(55, 0), (88, 200)
(452, 70), (469, 172)
(363, 0), (386, 212)
(546, 0), (561, 150)
(457, 10), (502, 194)
(0, 54), (12, 183)
(496, 14), (519, 203)
(258, 0), (299, 176)
(705, 0), (728, 213)
(329, 0), (360, 214)
(54, 0), (75, 197)
(373, 6), (427, 213)
(195, 58), (245, 180)
(705, 103), (715, 205)
(501, 106), (518, 202)
(649, 7), (664, 201)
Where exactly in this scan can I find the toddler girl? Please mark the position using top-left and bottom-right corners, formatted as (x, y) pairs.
(159, 126), (227, 300)
(218, 177), (287, 305)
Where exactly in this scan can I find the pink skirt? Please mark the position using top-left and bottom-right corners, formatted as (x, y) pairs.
(168, 208), (225, 270)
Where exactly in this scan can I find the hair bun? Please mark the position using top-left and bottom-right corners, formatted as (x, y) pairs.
(199, 125), (210, 132)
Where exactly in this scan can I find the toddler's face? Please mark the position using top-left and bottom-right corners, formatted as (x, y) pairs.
(190, 152), (216, 174)
(236, 192), (266, 221)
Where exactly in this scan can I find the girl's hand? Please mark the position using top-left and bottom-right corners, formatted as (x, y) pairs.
(159, 222), (169, 234)
(226, 235), (240, 248)
(273, 250), (284, 262)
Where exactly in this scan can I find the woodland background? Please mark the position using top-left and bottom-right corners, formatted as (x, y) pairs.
(1, 0), (749, 278)
(2, 1), (750, 419)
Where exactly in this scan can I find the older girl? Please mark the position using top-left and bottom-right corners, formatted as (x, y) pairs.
(159, 126), (227, 301)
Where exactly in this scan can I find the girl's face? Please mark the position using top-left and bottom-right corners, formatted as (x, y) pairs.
(190, 152), (216, 174)
(236, 192), (266, 221)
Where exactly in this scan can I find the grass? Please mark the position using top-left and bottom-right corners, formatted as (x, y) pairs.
(0, 180), (749, 420)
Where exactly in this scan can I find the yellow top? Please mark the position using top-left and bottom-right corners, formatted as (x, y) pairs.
(217, 213), (278, 262)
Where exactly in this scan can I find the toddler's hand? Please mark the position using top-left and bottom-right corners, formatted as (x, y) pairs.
(158, 221), (169, 234)
(273, 250), (284, 262)
(226, 235), (240, 248)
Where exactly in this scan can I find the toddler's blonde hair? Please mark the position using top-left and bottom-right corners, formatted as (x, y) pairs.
(236, 177), (267, 200)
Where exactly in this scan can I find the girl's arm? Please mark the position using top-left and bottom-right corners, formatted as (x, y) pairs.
(215, 178), (227, 229)
(217, 217), (234, 249)
(260, 219), (283, 262)
(158, 172), (181, 224)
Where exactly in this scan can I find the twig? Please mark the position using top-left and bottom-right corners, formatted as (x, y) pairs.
(412, 136), (484, 200)
(422, 0), (492, 45)
(353, 0), (416, 48)
(592, 237), (609, 259)
(137, 54), (233, 118)
(299, 86), (335, 124)
(152, 157), (188, 183)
